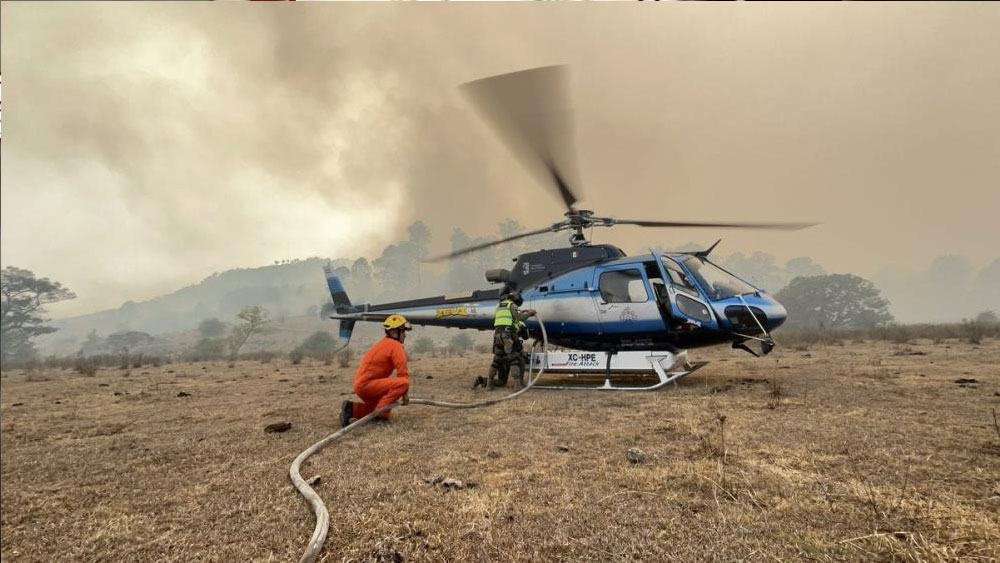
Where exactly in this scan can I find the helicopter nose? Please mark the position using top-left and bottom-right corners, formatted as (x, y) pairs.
(768, 298), (788, 330)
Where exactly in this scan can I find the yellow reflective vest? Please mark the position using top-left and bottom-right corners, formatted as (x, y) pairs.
(494, 299), (516, 327)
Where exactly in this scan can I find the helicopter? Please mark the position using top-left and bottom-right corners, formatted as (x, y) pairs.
(324, 65), (815, 389)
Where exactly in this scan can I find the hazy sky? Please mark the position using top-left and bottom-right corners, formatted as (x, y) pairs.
(2, 3), (999, 318)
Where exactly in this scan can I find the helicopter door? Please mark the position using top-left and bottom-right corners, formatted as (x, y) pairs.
(649, 252), (719, 330)
(592, 266), (666, 336)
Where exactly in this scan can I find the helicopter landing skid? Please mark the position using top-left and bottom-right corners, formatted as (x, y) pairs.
(527, 350), (708, 391)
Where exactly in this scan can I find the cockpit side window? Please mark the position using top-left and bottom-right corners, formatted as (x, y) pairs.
(661, 257), (700, 296)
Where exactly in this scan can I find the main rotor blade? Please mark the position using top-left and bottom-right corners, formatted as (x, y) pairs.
(461, 65), (580, 213)
(613, 219), (818, 230)
(423, 226), (555, 263)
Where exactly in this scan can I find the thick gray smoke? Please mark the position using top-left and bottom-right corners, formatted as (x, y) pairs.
(2, 4), (999, 318)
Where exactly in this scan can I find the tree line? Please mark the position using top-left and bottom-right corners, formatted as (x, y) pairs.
(4, 230), (999, 365)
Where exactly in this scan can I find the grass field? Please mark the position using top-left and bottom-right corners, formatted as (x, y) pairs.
(2, 338), (999, 562)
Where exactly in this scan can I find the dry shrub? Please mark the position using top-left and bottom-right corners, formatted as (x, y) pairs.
(848, 471), (928, 538)
(869, 324), (912, 344)
(337, 347), (354, 368)
(991, 409), (1000, 444)
(695, 408), (729, 460)
(289, 349), (304, 365)
(779, 329), (842, 350)
(25, 370), (50, 382)
(74, 356), (98, 377)
(962, 320), (985, 345)
(43, 355), (64, 370)
(766, 380), (784, 409)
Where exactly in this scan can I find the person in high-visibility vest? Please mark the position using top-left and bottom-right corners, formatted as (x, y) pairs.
(474, 290), (535, 389)
(340, 314), (412, 427)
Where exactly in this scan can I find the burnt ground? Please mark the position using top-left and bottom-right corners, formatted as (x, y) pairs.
(2, 339), (999, 562)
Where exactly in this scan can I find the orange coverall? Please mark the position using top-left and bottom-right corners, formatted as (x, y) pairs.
(352, 337), (410, 420)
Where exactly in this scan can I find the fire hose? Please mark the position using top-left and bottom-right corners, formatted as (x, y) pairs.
(289, 314), (550, 563)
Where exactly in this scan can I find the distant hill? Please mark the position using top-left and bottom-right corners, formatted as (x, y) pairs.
(38, 258), (352, 354)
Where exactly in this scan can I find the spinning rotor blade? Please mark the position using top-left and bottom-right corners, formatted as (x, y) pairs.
(461, 65), (580, 212)
(612, 219), (817, 231)
(423, 226), (555, 263)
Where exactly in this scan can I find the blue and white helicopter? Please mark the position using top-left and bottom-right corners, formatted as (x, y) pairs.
(324, 66), (815, 390)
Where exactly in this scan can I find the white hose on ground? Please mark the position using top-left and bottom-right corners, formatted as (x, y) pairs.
(289, 315), (550, 563)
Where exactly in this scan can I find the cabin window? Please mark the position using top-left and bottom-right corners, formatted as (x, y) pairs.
(599, 269), (649, 303)
(677, 294), (713, 323)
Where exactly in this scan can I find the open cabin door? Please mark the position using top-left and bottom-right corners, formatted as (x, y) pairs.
(649, 251), (719, 331)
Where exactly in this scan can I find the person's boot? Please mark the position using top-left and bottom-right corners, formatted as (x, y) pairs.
(339, 400), (354, 428)
(513, 364), (525, 388)
(496, 364), (510, 388)
(472, 376), (487, 389)
(485, 364), (499, 390)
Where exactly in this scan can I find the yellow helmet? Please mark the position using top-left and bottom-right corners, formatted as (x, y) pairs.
(383, 314), (412, 331)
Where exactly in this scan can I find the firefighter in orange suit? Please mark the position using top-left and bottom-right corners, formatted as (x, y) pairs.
(340, 315), (412, 427)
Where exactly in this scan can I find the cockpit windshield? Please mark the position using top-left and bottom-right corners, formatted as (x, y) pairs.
(681, 257), (757, 301)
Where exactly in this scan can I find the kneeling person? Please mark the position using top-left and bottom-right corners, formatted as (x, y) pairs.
(482, 291), (535, 389)
(340, 315), (412, 427)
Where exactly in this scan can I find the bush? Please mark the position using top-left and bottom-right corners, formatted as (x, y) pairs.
(298, 331), (337, 361)
(449, 333), (474, 354)
(74, 356), (98, 377)
(193, 338), (227, 360)
(962, 320), (985, 345)
(869, 324), (912, 345)
(290, 349), (304, 365)
(258, 351), (277, 364)
(411, 336), (435, 356)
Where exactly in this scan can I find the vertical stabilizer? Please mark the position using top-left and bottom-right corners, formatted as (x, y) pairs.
(323, 266), (357, 342)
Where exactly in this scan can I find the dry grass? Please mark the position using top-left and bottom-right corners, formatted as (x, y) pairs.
(2, 340), (999, 562)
